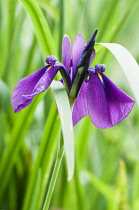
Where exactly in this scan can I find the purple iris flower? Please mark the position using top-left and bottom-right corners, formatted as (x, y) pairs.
(11, 30), (135, 129)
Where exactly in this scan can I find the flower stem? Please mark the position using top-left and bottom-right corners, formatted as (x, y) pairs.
(42, 132), (64, 210)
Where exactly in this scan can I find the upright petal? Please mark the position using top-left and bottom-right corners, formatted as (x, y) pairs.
(11, 66), (48, 112)
(72, 34), (85, 79)
(87, 73), (135, 129)
(62, 35), (71, 71)
(72, 82), (88, 126)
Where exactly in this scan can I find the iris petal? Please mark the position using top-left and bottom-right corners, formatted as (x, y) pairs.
(72, 82), (88, 126)
(62, 35), (71, 71)
(87, 72), (135, 129)
(12, 66), (60, 112)
(23, 66), (60, 97)
(11, 66), (48, 112)
(72, 34), (85, 79)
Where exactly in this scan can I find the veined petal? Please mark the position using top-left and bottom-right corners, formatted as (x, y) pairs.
(62, 35), (71, 71)
(72, 82), (88, 126)
(12, 65), (60, 112)
(23, 66), (61, 99)
(87, 73), (135, 129)
(12, 66), (48, 112)
(72, 34), (85, 79)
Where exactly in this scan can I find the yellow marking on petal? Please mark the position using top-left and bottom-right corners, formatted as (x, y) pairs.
(46, 65), (53, 71)
(97, 73), (103, 83)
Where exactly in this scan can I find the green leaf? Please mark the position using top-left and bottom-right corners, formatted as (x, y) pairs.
(132, 162), (139, 209)
(84, 171), (115, 202)
(0, 79), (10, 108)
(20, 0), (57, 57)
(0, 92), (47, 198)
(51, 80), (74, 180)
(113, 160), (129, 210)
(99, 43), (139, 105)
(29, 168), (42, 210)
(22, 102), (59, 210)
(37, 0), (58, 20)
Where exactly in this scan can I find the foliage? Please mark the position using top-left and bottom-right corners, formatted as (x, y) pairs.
(1, 0), (139, 209)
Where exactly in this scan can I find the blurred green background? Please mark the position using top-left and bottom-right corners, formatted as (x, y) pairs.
(1, 0), (139, 209)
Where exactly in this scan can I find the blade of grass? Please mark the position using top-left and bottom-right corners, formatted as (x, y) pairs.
(112, 160), (129, 210)
(22, 102), (59, 210)
(5, 10), (26, 83)
(42, 132), (64, 210)
(58, 0), (65, 61)
(29, 168), (42, 210)
(96, 0), (138, 65)
(22, 35), (38, 77)
(37, 0), (58, 20)
(84, 171), (115, 202)
(37, 118), (60, 209)
(97, 0), (120, 41)
(109, 0), (138, 43)
(132, 162), (139, 209)
(0, 91), (47, 199)
(20, 0), (57, 57)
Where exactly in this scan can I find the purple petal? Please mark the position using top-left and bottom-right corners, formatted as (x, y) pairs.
(72, 34), (85, 79)
(22, 66), (61, 99)
(11, 66), (48, 112)
(12, 65), (60, 112)
(72, 82), (88, 126)
(55, 62), (70, 77)
(62, 35), (71, 71)
(87, 73), (135, 129)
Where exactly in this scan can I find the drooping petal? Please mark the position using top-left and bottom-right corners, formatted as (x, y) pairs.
(62, 35), (71, 71)
(12, 65), (60, 112)
(11, 66), (48, 112)
(87, 72), (135, 129)
(72, 81), (88, 126)
(72, 34), (85, 79)
(22, 66), (61, 100)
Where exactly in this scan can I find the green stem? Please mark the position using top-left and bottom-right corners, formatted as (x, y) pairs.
(42, 132), (64, 210)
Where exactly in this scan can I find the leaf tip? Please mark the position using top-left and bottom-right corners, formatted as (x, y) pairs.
(68, 172), (74, 181)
